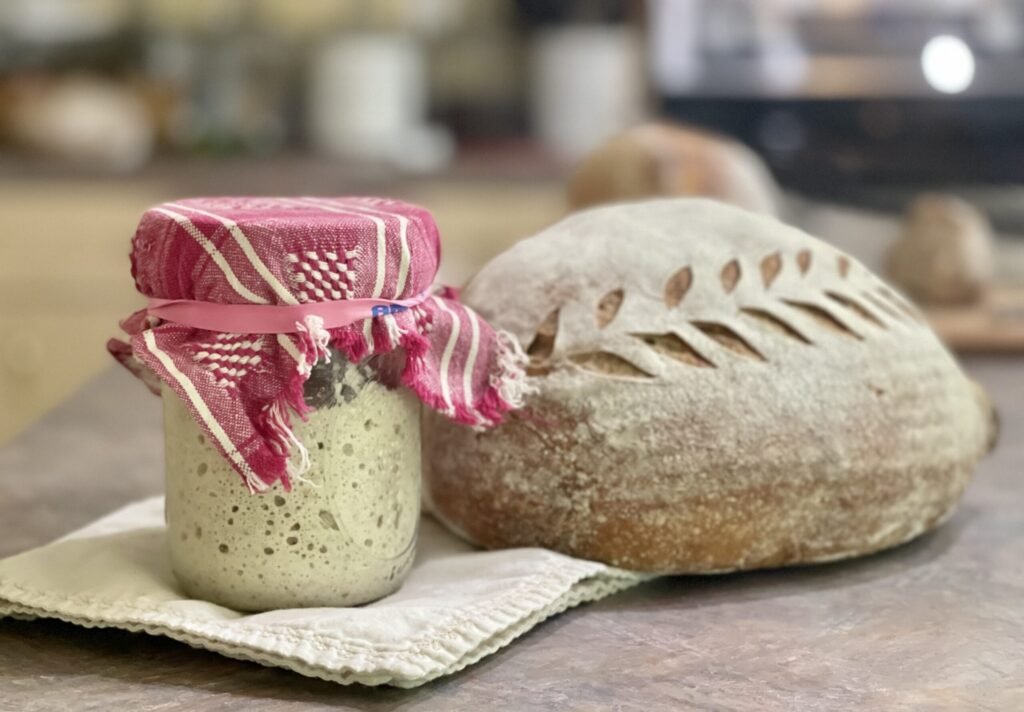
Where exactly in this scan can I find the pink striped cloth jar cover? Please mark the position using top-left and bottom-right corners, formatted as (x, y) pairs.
(109, 196), (529, 610)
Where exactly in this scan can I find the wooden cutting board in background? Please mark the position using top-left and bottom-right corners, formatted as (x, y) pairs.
(924, 285), (1024, 353)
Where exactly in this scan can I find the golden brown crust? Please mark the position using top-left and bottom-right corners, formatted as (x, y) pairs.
(426, 374), (979, 573)
(425, 200), (993, 573)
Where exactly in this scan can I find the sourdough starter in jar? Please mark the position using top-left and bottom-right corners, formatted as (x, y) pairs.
(163, 356), (421, 611)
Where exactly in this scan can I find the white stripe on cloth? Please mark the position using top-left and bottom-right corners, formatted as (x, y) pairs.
(167, 203), (299, 306)
(276, 334), (307, 375)
(142, 330), (267, 492)
(288, 198), (388, 354)
(306, 199), (413, 352)
(394, 214), (411, 298)
(331, 200), (412, 348)
(294, 198), (387, 298)
(362, 317), (374, 355)
(463, 307), (481, 409)
(328, 200), (411, 299)
(152, 207), (268, 305)
(431, 296), (461, 416)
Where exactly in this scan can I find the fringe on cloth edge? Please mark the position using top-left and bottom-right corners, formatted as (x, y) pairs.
(113, 317), (531, 495)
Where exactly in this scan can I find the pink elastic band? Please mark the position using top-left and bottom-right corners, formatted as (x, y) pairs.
(147, 291), (432, 334)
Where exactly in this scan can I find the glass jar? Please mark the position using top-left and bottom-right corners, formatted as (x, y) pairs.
(163, 352), (421, 611)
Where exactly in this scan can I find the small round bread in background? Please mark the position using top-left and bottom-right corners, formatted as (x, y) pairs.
(425, 199), (996, 574)
(567, 123), (780, 216)
(887, 194), (995, 306)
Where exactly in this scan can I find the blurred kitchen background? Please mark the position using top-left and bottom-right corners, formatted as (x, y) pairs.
(2, 0), (1024, 443)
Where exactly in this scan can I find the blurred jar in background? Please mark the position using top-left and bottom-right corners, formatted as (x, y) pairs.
(4, 75), (155, 171)
(143, 0), (290, 154)
(530, 24), (646, 161)
(305, 0), (455, 171)
(308, 34), (452, 171)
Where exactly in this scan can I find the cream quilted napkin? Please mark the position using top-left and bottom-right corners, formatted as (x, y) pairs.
(0, 497), (645, 688)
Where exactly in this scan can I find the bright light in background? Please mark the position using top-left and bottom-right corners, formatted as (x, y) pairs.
(921, 35), (976, 94)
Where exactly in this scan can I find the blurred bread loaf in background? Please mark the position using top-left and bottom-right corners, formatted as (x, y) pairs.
(887, 194), (995, 306)
(567, 123), (780, 215)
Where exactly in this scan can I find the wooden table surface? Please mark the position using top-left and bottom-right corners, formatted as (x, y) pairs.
(1, 359), (1023, 711)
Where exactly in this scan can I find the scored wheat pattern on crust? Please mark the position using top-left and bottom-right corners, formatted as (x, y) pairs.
(527, 248), (913, 379)
(873, 285), (925, 323)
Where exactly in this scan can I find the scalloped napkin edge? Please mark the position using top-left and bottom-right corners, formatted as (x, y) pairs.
(0, 497), (647, 688)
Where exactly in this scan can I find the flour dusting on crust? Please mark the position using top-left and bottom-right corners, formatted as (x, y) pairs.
(426, 199), (995, 573)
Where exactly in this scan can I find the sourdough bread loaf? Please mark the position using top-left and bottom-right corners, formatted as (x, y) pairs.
(425, 199), (996, 573)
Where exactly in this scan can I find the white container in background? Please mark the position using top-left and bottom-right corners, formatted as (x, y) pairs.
(308, 33), (452, 170)
(531, 26), (646, 161)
